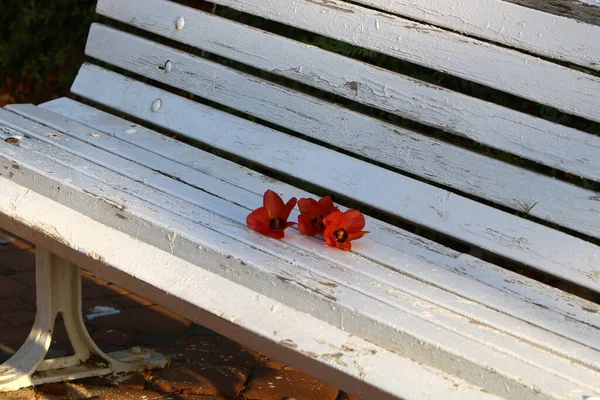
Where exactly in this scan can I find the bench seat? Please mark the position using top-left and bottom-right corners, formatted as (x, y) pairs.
(1, 0), (599, 398)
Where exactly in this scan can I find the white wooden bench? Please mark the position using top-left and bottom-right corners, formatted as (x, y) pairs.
(1, 0), (599, 398)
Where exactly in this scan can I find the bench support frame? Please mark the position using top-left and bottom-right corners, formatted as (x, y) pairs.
(0, 247), (168, 392)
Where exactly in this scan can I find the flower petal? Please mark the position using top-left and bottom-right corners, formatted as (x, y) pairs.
(322, 210), (345, 228)
(282, 197), (298, 220)
(323, 224), (339, 248)
(318, 196), (339, 215)
(263, 189), (285, 219)
(246, 207), (271, 235)
(343, 209), (366, 233)
(265, 229), (285, 239)
(298, 198), (320, 216)
(298, 213), (319, 236)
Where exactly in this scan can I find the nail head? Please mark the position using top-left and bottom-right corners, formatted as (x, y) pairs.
(176, 16), (185, 30)
(151, 98), (162, 112)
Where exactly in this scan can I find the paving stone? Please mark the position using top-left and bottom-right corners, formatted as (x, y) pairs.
(189, 324), (219, 336)
(50, 319), (75, 350)
(5, 309), (35, 327)
(167, 336), (260, 368)
(0, 388), (38, 399)
(36, 382), (68, 396)
(118, 372), (148, 390)
(0, 295), (35, 314)
(93, 328), (136, 346)
(89, 305), (192, 334)
(111, 292), (153, 308)
(45, 348), (70, 359)
(149, 362), (247, 398)
(135, 330), (182, 348)
(242, 368), (339, 400)
(338, 392), (363, 400)
(64, 383), (112, 398)
(98, 343), (128, 354)
(0, 248), (35, 272)
(11, 270), (35, 287)
(82, 286), (109, 299)
(0, 275), (31, 298)
(1, 326), (30, 346)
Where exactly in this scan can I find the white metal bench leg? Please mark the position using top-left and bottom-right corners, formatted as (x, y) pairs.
(0, 247), (168, 392)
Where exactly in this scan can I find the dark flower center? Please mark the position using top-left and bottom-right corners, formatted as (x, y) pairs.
(311, 215), (325, 231)
(270, 217), (286, 230)
(333, 228), (348, 243)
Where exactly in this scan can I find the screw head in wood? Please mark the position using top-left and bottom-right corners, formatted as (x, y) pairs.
(164, 60), (173, 73)
(151, 98), (162, 112)
(175, 16), (185, 30)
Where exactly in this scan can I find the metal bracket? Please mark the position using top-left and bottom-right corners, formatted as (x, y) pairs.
(0, 247), (168, 392)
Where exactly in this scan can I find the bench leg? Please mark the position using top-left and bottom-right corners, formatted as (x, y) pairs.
(0, 247), (168, 392)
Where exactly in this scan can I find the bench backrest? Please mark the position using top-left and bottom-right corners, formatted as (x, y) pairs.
(72, 0), (599, 295)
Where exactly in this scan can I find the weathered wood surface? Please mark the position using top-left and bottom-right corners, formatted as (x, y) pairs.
(85, 11), (600, 181)
(0, 111), (599, 399)
(350, 0), (600, 70)
(0, 178), (501, 400)
(66, 65), (600, 293)
(504, 0), (600, 26)
(84, 24), (600, 240)
(96, 0), (600, 122)
(41, 98), (600, 357)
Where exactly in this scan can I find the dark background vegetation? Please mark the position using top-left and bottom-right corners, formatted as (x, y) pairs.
(0, 0), (96, 106)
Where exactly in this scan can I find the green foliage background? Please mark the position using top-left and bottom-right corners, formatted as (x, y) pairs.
(0, 0), (96, 96)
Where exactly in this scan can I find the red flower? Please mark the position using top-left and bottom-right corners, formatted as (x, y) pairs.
(322, 209), (369, 251)
(297, 196), (340, 236)
(247, 190), (297, 239)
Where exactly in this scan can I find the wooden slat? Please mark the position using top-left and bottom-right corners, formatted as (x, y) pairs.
(1, 114), (599, 398)
(349, 0), (600, 71)
(0, 178), (507, 400)
(84, 25), (600, 240)
(41, 98), (600, 354)
(14, 102), (600, 359)
(68, 64), (600, 293)
(85, 7), (600, 182)
(96, 0), (600, 122)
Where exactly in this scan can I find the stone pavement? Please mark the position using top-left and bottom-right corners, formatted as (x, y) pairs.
(0, 230), (361, 400)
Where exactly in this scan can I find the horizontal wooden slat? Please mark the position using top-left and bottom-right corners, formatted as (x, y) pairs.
(16, 101), (600, 357)
(83, 25), (600, 239)
(68, 64), (600, 293)
(1, 112), (599, 398)
(0, 177), (514, 400)
(86, 6), (600, 182)
(96, 0), (600, 122)
(350, 0), (600, 71)
(41, 98), (600, 353)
